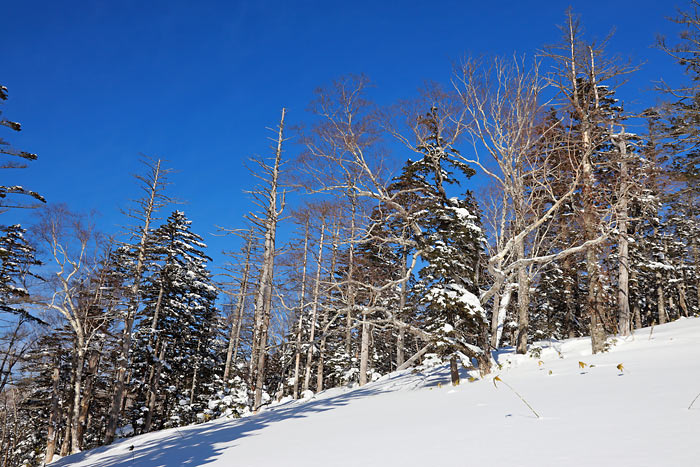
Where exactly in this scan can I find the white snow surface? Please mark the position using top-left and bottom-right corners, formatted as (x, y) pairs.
(55, 318), (700, 466)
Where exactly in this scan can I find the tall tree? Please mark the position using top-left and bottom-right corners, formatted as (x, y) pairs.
(132, 210), (218, 431)
(247, 109), (287, 410)
(32, 205), (112, 454)
(105, 158), (172, 444)
(541, 10), (638, 352)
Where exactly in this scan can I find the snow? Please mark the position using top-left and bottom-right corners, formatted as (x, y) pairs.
(54, 318), (700, 466)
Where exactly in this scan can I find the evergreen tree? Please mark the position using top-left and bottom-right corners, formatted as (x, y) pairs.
(0, 84), (45, 210)
(0, 225), (41, 321)
(131, 211), (218, 431)
(396, 108), (489, 382)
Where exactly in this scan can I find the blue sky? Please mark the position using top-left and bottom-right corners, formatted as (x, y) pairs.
(1, 0), (687, 273)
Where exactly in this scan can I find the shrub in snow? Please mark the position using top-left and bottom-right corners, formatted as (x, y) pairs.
(204, 376), (251, 419)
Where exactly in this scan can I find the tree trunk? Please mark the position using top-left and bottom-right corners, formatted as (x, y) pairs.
(44, 360), (61, 464)
(617, 136), (631, 336)
(59, 418), (71, 457)
(630, 268), (642, 329)
(248, 272), (264, 387)
(190, 339), (202, 405)
(516, 239), (529, 354)
(359, 314), (370, 386)
(396, 327), (405, 369)
(316, 329), (326, 393)
(292, 220), (310, 399)
(76, 350), (100, 448)
(252, 109), (286, 411)
(563, 256), (578, 338)
(345, 192), (358, 359)
(492, 283), (512, 349)
(105, 159), (166, 445)
(396, 246), (408, 367)
(303, 221), (325, 393)
(60, 351), (77, 456)
(450, 355), (460, 386)
(582, 134), (606, 353)
(489, 282), (502, 350)
(676, 281), (689, 318)
(70, 347), (86, 454)
(693, 236), (700, 312)
(224, 233), (253, 387)
(144, 341), (166, 432)
(656, 269), (667, 325)
(678, 271), (690, 318)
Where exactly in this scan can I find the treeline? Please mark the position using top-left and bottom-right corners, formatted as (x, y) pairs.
(1, 6), (700, 466)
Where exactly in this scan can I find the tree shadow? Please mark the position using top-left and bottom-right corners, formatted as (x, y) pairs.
(54, 370), (445, 467)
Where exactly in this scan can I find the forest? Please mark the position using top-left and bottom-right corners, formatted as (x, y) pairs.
(1, 5), (699, 466)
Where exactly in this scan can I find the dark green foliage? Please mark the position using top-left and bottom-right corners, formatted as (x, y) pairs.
(131, 211), (219, 431)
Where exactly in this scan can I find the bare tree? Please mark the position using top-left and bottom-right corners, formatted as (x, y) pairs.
(33, 205), (111, 454)
(302, 213), (325, 393)
(105, 157), (172, 444)
(454, 56), (554, 354)
(540, 10), (639, 352)
(290, 212), (310, 399)
(300, 76), (433, 382)
(246, 109), (287, 410)
(222, 228), (255, 388)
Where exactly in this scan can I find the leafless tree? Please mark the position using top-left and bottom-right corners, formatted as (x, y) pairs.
(241, 109), (288, 410)
(105, 157), (173, 444)
(32, 204), (112, 454)
(540, 10), (639, 352)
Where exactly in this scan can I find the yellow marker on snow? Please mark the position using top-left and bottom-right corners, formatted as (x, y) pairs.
(578, 361), (587, 369)
(617, 363), (624, 372)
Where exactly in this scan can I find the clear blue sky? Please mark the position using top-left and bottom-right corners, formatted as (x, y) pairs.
(1, 0), (686, 271)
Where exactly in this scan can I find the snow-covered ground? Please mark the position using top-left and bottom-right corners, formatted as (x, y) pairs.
(56, 318), (700, 466)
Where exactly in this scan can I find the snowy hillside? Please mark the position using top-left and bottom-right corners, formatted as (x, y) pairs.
(55, 318), (700, 467)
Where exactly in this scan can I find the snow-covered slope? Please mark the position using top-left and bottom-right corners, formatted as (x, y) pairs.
(56, 318), (700, 467)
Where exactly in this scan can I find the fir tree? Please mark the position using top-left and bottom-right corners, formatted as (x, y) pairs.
(397, 107), (489, 382)
(132, 211), (218, 431)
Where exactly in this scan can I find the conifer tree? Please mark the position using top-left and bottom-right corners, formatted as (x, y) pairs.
(397, 107), (488, 383)
(132, 210), (218, 431)
(0, 84), (45, 211)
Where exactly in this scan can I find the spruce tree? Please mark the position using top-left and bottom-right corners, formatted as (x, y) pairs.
(132, 211), (218, 431)
(397, 108), (489, 382)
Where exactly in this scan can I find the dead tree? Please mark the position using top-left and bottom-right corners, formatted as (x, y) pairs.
(290, 212), (311, 399)
(303, 216), (325, 393)
(105, 157), (172, 444)
(247, 109), (287, 410)
(222, 228), (255, 387)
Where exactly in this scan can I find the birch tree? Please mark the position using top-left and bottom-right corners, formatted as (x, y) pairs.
(33, 205), (111, 454)
(540, 10), (639, 352)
